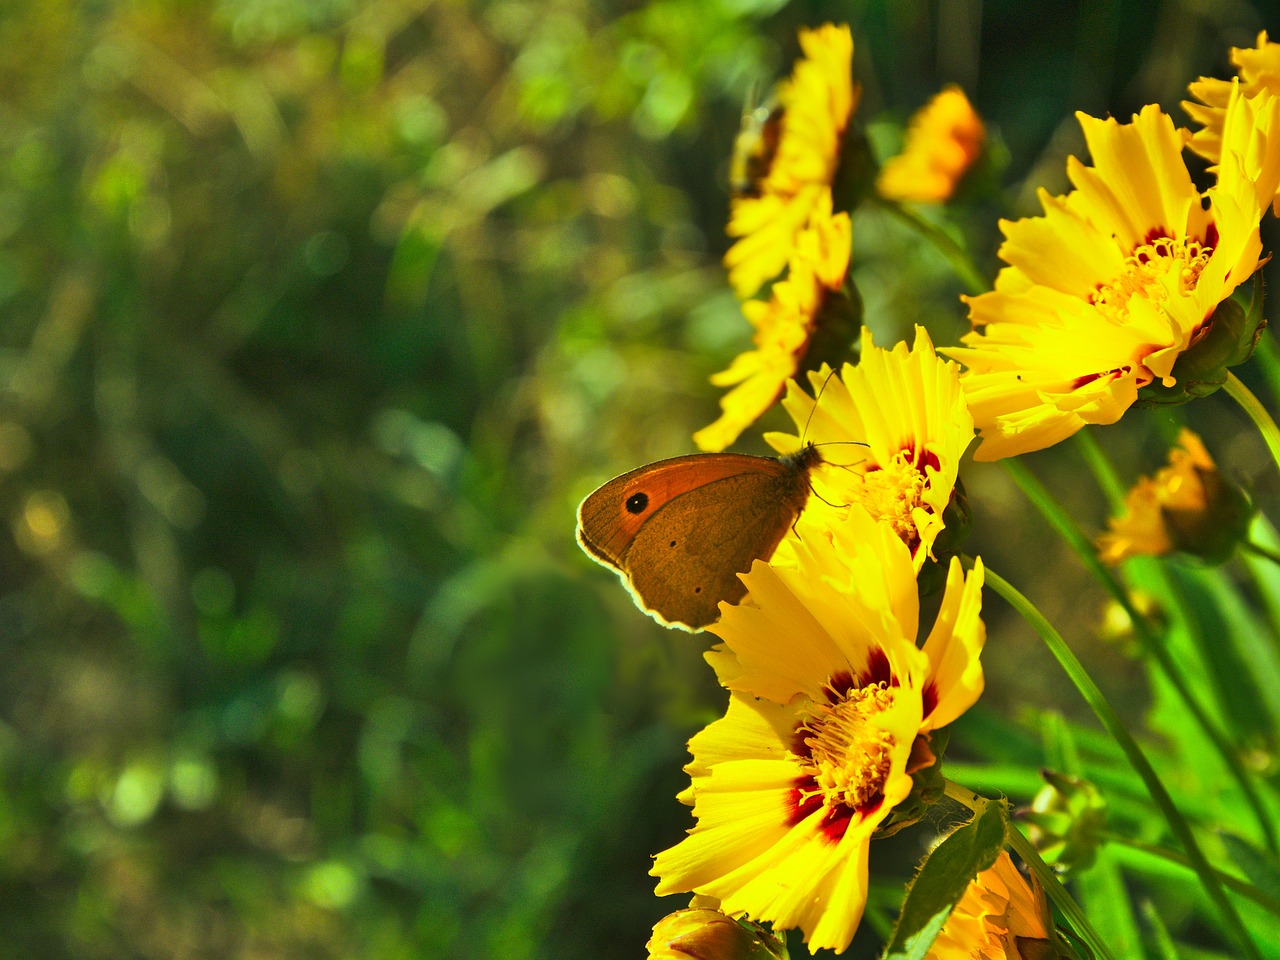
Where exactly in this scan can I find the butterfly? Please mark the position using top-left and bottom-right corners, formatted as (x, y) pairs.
(576, 443), (822, 630)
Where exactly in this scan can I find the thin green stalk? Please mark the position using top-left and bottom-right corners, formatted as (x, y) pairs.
(1071, 428), (1126, 506)
(943, 780), (1115, 960)
(979, 563), (1262, 960)
(1243, 538), (1280, 567)
(1252, 328), (1280, 403)
(869, 197), (990, 295)
(1002, 457), (1279, 854)
(1103, 832), (1280, 918)
(1225, 371), (1280, 475)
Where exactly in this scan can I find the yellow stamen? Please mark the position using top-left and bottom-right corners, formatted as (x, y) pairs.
(852, 450), (928, 546)
(797, 684), (896, 811)
(1090, 236), (1213, 316)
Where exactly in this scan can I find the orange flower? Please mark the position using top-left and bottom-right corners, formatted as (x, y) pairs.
(925, 851), (1055, 960)
(877, 86), (985, 203)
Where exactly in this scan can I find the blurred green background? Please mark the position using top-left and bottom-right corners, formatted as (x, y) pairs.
(3, 1), (1280, 957)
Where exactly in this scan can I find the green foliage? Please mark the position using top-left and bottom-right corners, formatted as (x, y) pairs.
(4, 0), (1280, 958)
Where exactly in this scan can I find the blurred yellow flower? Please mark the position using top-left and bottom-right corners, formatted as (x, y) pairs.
(1186, 32), (1280, 214)
(877, 86), (985, 203)
(765, 326), (973, 568)
(925, 851), (1056, 960)
(945, 105), (1263, 460)
(1096, 428), (1251, 565)
(724, 23), (857, 300)
(652, 506), (985, 955)
(694, 200), (852, 452)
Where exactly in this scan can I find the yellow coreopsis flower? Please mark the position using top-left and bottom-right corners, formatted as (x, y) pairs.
(651, 505), (986, 955)
(724, 23), (857, 300)
(1186, 32), (1280, 213)
(944, 105), (1263, 461)
(766, 326), (974, 568)
(695, 201), (853, 452)
(925, 851), (1056, 960)
(1096, 428), (1251, 565)
(877, 86), (985, 203)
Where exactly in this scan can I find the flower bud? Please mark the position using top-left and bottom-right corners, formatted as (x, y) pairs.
(646, 908), (787, 960)
(1021, 770), (1107, 875)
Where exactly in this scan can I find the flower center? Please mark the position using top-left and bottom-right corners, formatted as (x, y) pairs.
(853, 449), (929, 547)
(1090, 234), (1213, 317)
(796, 683), (896, 813)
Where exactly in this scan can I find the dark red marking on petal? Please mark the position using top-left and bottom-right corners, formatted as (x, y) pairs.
(860, 646), (892, 687)
(858, 790), (885, 817)
(1071, 365), (1130, 391)
(918, 449), (941, 474)
(820, 804), (854, 843)
(1205, 221), (1219, 249)
(1143, 226), (1170, 246)
(826, 671), (856, 701)
(921, 681), (938, 721)
(785, 776), (824, 826)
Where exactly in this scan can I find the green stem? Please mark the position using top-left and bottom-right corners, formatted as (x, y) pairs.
(1252, 327), (1280, 403)
(1103, 832), (1280, 918)
(943, 780), (1115, 960)
(1071, 428), (1126, 507)
(979, 563), (1262, 960)
(1002, 457), (1279, 855)
(869, 197), (990, 295)
(1243, 538), (1280, 567)
(1224, 371), (1280, 475)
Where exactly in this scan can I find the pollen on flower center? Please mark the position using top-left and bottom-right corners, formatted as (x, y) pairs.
(1090, 235), (1213, 315)
(854, 449), (929, 545)
(795, 683), (897, 813)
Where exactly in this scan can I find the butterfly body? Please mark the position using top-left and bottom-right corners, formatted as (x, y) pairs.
(576, 443), (822, 630)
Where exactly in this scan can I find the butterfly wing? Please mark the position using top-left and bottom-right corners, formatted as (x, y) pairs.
(622, 469), (805, 629)
(577, 452), (814, 630)
(576, 453), (781, 569)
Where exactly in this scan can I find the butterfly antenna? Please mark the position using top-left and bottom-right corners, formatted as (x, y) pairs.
(798, 366), (841, 446)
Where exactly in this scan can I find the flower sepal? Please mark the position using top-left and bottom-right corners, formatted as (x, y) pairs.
(916, 481), (972, 599)
(1135, 277), (1267, 406)
(874, 727), (950, 839)
(796, 281), (864, 379)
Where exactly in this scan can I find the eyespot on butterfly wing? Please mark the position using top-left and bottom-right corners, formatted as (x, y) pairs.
(576, 443), (822, 630)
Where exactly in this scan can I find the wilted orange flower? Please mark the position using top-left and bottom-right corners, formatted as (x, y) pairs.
(652, 505), (985, 954)
(925, 851), (1056, 960)
(646, 907), (785, 960)
(724, 23), (857, 299)
(945, 106), (1263, 460)
(877, 86), (985, 203)
(1096, 428), (1251, 565)
(695, 199), (852, 452)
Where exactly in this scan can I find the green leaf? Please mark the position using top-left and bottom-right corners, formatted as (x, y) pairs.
(1221, 833), (1280, 904)
(881, 798), (1008, 960)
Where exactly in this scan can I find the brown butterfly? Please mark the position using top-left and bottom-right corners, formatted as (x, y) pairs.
(576, 443), (823, 630)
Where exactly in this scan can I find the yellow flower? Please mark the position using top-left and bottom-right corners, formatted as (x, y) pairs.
(1096, 428), (1251, 565)
(945, 105), (1263, 461)
(765, 326), (974, 568)
(1186, 32), (1280, 213)
(647, 907), (786, 960)
(695, 201), (853, 452)
(877, 86), (985, 203)
(651, 505), (986, 955)
(724, 23), (858, 300)
(925, 851), (1055, 960)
